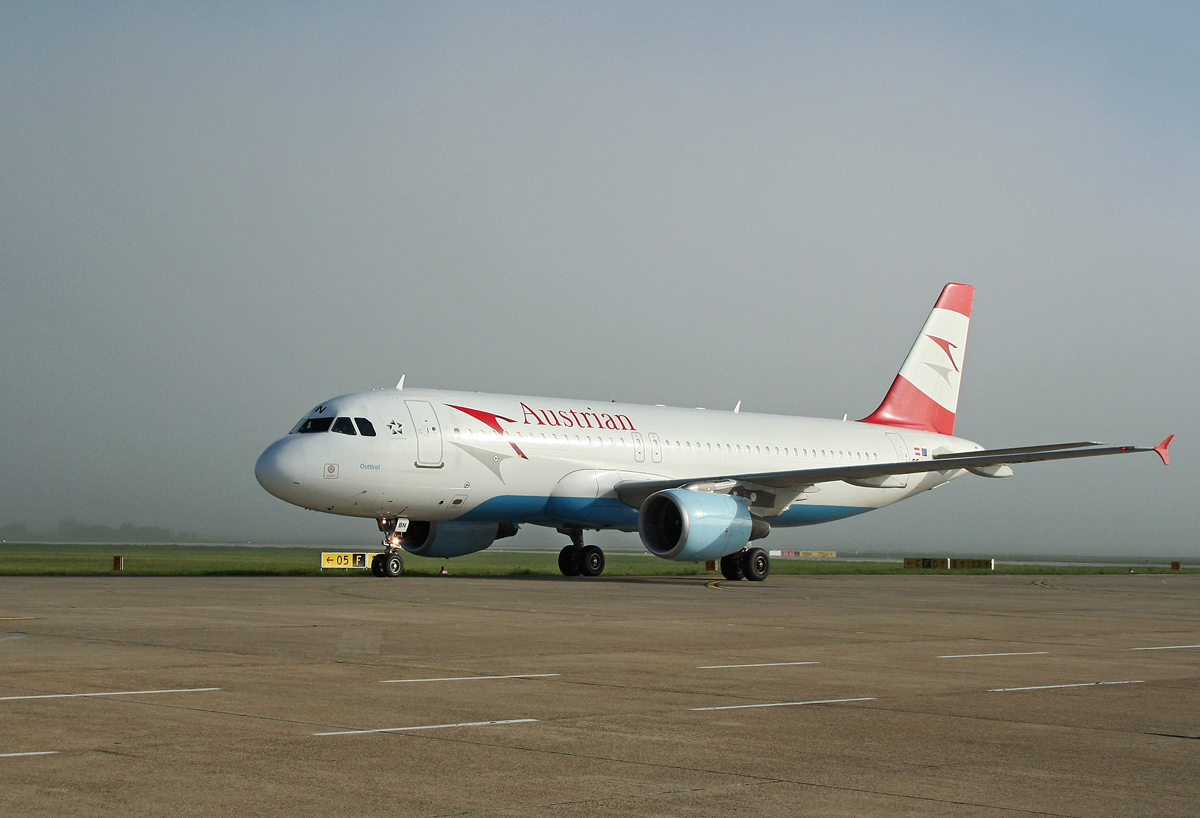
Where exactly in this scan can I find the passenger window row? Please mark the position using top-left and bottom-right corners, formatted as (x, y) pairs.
(450, 427), (880, 462)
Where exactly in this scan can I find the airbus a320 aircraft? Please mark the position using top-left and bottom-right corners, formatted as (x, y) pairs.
(256, 284), (1171, 581)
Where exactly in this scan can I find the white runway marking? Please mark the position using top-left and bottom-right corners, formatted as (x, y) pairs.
(989, 681), (1144, 692)
(691, 697), (875, 711)
(0, 751), (59, 758)
(938, 651), (1049, 658)
(1129, 644), (1200, 651)
(314, 718), (537, 736)
(0, 687), (220, 702)
(697, 661), (820, 669)
(0, 635), (27, 642)
(380, 674), (559, 684)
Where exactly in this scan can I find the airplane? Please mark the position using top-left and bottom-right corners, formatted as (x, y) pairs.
(255, 283), (1172, 581)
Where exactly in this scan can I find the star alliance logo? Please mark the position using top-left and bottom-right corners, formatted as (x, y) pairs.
(388, 420), (403, 435)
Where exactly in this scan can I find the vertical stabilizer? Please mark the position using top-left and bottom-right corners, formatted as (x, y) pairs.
(859, 283), (974, 436)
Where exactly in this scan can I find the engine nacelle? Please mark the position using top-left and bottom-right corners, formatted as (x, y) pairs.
(638, 489), (769, 562)
(401, 521), (517, 558)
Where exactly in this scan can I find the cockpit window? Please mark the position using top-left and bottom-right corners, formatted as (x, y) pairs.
(297, 417), (334, 434)
(331, 416), (357, 435)
(354, 418), (376, 436)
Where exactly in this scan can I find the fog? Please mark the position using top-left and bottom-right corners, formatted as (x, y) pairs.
(1, 3), (1194, 558)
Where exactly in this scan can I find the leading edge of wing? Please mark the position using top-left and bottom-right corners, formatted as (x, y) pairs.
(612, 439), (1171, 508)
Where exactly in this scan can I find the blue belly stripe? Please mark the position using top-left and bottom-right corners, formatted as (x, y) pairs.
(456, 495), (870, 529)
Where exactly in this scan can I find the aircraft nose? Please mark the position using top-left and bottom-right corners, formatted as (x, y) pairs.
(255, 438), (306, 501)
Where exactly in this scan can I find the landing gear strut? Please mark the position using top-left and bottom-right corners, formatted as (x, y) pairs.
(557, 528), (605, 578)
(372, 517), (408, 578)
(720, 547), (770, 582)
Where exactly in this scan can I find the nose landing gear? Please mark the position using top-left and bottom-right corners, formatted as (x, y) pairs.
(372, 517), (408, 578)
(557, 528), (605, 578)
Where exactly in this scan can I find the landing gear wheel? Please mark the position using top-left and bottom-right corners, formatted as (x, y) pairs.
(578, 545), (605, 577)
(720, 553), (745, 581)
(382, 553), (404, 577)
(370, 554), (386, 577)
(741, 547), (769, 581)
(558, 545), (582, 576)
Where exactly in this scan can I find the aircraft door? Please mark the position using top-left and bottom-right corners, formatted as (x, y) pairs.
(884, 432), (909, 488)
(648, 433), (662, 463)
(406, 400), (444, 468)
(632, 432), (645, 462)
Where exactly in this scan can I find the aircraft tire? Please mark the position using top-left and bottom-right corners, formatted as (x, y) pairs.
(742, 547), (769, 581)
(558, 545), (582, 577)
(720, 553), (745, 581)
(382, 553), (404, 577)
(370, 554), (386, 577)
(578, 545), (605, 577)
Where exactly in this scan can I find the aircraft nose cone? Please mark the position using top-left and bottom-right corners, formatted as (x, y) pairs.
(255, 438), (306, 501)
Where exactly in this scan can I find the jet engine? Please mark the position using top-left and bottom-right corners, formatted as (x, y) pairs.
(638, 489), (769, 562)
(401, 521), (518, 559)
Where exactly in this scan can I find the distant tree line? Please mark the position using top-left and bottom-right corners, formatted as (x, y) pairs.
(0, 519), (199, 543)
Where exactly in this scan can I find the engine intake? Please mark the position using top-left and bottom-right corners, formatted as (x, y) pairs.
(638, 489), (769, 562)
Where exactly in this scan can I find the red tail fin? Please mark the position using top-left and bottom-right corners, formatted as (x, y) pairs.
(860, 283), (974, 436)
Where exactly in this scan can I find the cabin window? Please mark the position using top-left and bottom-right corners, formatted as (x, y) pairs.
(355, 418), (376, 436)
(735, 445), (741, 454)
(297, 417), (334, 434)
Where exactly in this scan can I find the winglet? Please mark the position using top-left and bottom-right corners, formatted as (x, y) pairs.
(1154, 435), (1173, 466)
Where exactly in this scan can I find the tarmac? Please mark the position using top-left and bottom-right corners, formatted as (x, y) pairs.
(1, 571), (1197, 817)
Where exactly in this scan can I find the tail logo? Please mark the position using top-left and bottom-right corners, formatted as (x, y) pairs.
(926, 335), (960, 372)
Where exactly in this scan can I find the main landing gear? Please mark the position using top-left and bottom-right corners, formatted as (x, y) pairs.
(557, 528), (605, 578)
(371, 518), (407, 577)
(720, 547), (769, 582)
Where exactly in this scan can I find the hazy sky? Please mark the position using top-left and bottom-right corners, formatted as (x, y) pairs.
(2, 3), (1195, 557)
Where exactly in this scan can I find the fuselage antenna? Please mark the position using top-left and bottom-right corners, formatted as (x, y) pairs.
(734, 401), (741, 414)
(396, 375), (406, 390)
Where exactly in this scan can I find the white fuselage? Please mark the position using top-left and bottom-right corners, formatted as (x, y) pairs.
(255, 388), (982, 533)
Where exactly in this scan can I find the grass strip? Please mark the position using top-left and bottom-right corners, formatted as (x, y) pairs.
(0, 543), (1191, 577)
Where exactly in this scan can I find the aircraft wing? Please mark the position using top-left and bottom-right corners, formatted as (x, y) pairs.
(613, 437), (1173, 510)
